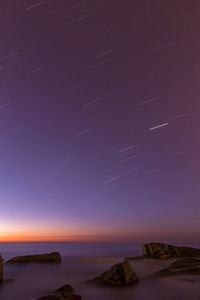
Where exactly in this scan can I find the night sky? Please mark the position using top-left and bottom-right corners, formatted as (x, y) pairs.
(0, 0), (200, 242)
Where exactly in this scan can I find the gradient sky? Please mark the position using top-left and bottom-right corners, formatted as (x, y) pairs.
(0, 0), (200, 242)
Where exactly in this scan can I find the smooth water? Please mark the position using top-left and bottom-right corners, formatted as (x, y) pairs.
(0, 242), (141, 260)
(0, 242), (200, 300)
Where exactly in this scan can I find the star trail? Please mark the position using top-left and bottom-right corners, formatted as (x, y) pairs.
(0, 0), (199, 242)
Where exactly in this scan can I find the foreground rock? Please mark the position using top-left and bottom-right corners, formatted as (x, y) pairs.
(87, 260), (139, 287)
(36, 284), (81, 300)
(0, 255), (3, 282)
(6, 252), (61, 264)
(142, 243), (200, 259)
(155, 258), (200, 277)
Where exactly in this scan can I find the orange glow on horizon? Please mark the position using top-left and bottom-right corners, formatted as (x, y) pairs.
(1, 221), (195, 243)
(0, 231), (140, 243)
(0, 220), (147, 243)
(0, 231), (146, 243)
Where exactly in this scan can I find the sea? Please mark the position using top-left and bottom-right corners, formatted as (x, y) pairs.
(0, 242), (200, 300)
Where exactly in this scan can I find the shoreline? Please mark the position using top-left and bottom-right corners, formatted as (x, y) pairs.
(0, 242), (200, 299)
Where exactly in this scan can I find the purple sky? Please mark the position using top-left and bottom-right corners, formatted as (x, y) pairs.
(0, 0), (200, 242)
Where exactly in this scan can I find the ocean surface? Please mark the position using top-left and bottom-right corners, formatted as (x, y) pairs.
(0, 242), (200, 300)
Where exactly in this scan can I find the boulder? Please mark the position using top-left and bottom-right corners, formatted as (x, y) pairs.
(155, 258), (200, 277)
(87, 260), (139, 287)
(0, 255), (3, 282)
(6, 252), (61, 264)
(36, 284), (81, 300)
(142, 243), (200, 259)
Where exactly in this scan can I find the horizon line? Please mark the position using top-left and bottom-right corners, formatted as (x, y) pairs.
(0, 239), (199, 244)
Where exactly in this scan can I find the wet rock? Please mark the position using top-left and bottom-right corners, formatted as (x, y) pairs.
(6, 252), (61, 264)
(142, 243), (200, 259)
(155, 258), (200, 277)
(36, 284), (81, 300)
(0, 255), (3, 282)
(87, 260), (139, 287)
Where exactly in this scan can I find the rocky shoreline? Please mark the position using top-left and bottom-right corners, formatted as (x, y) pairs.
(1, 242), (200, 299)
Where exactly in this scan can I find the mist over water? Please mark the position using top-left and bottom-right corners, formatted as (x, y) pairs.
(0, 242), (141, 260)
(0, 242), (200, 300)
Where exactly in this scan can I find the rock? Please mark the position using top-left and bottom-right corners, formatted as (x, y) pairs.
(55, 285), (74, 295)
(6, 252), (61, 264)
(87, 260), (139, 287)
(0, 255), (3, 282)
(155, 258), (200, 277)
(142, 243), (200, 259)
(36, 284), (81, 300)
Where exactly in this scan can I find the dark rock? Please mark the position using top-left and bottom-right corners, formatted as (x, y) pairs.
(87, 260), (139, 287)
(6, 252), (61, 264)
(155, 258), (200, 277)
(142, 243), (200, 259)
(36, 284), (81, 300)
(0, 255), (3, 282)
(55, 285), (74, 295)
